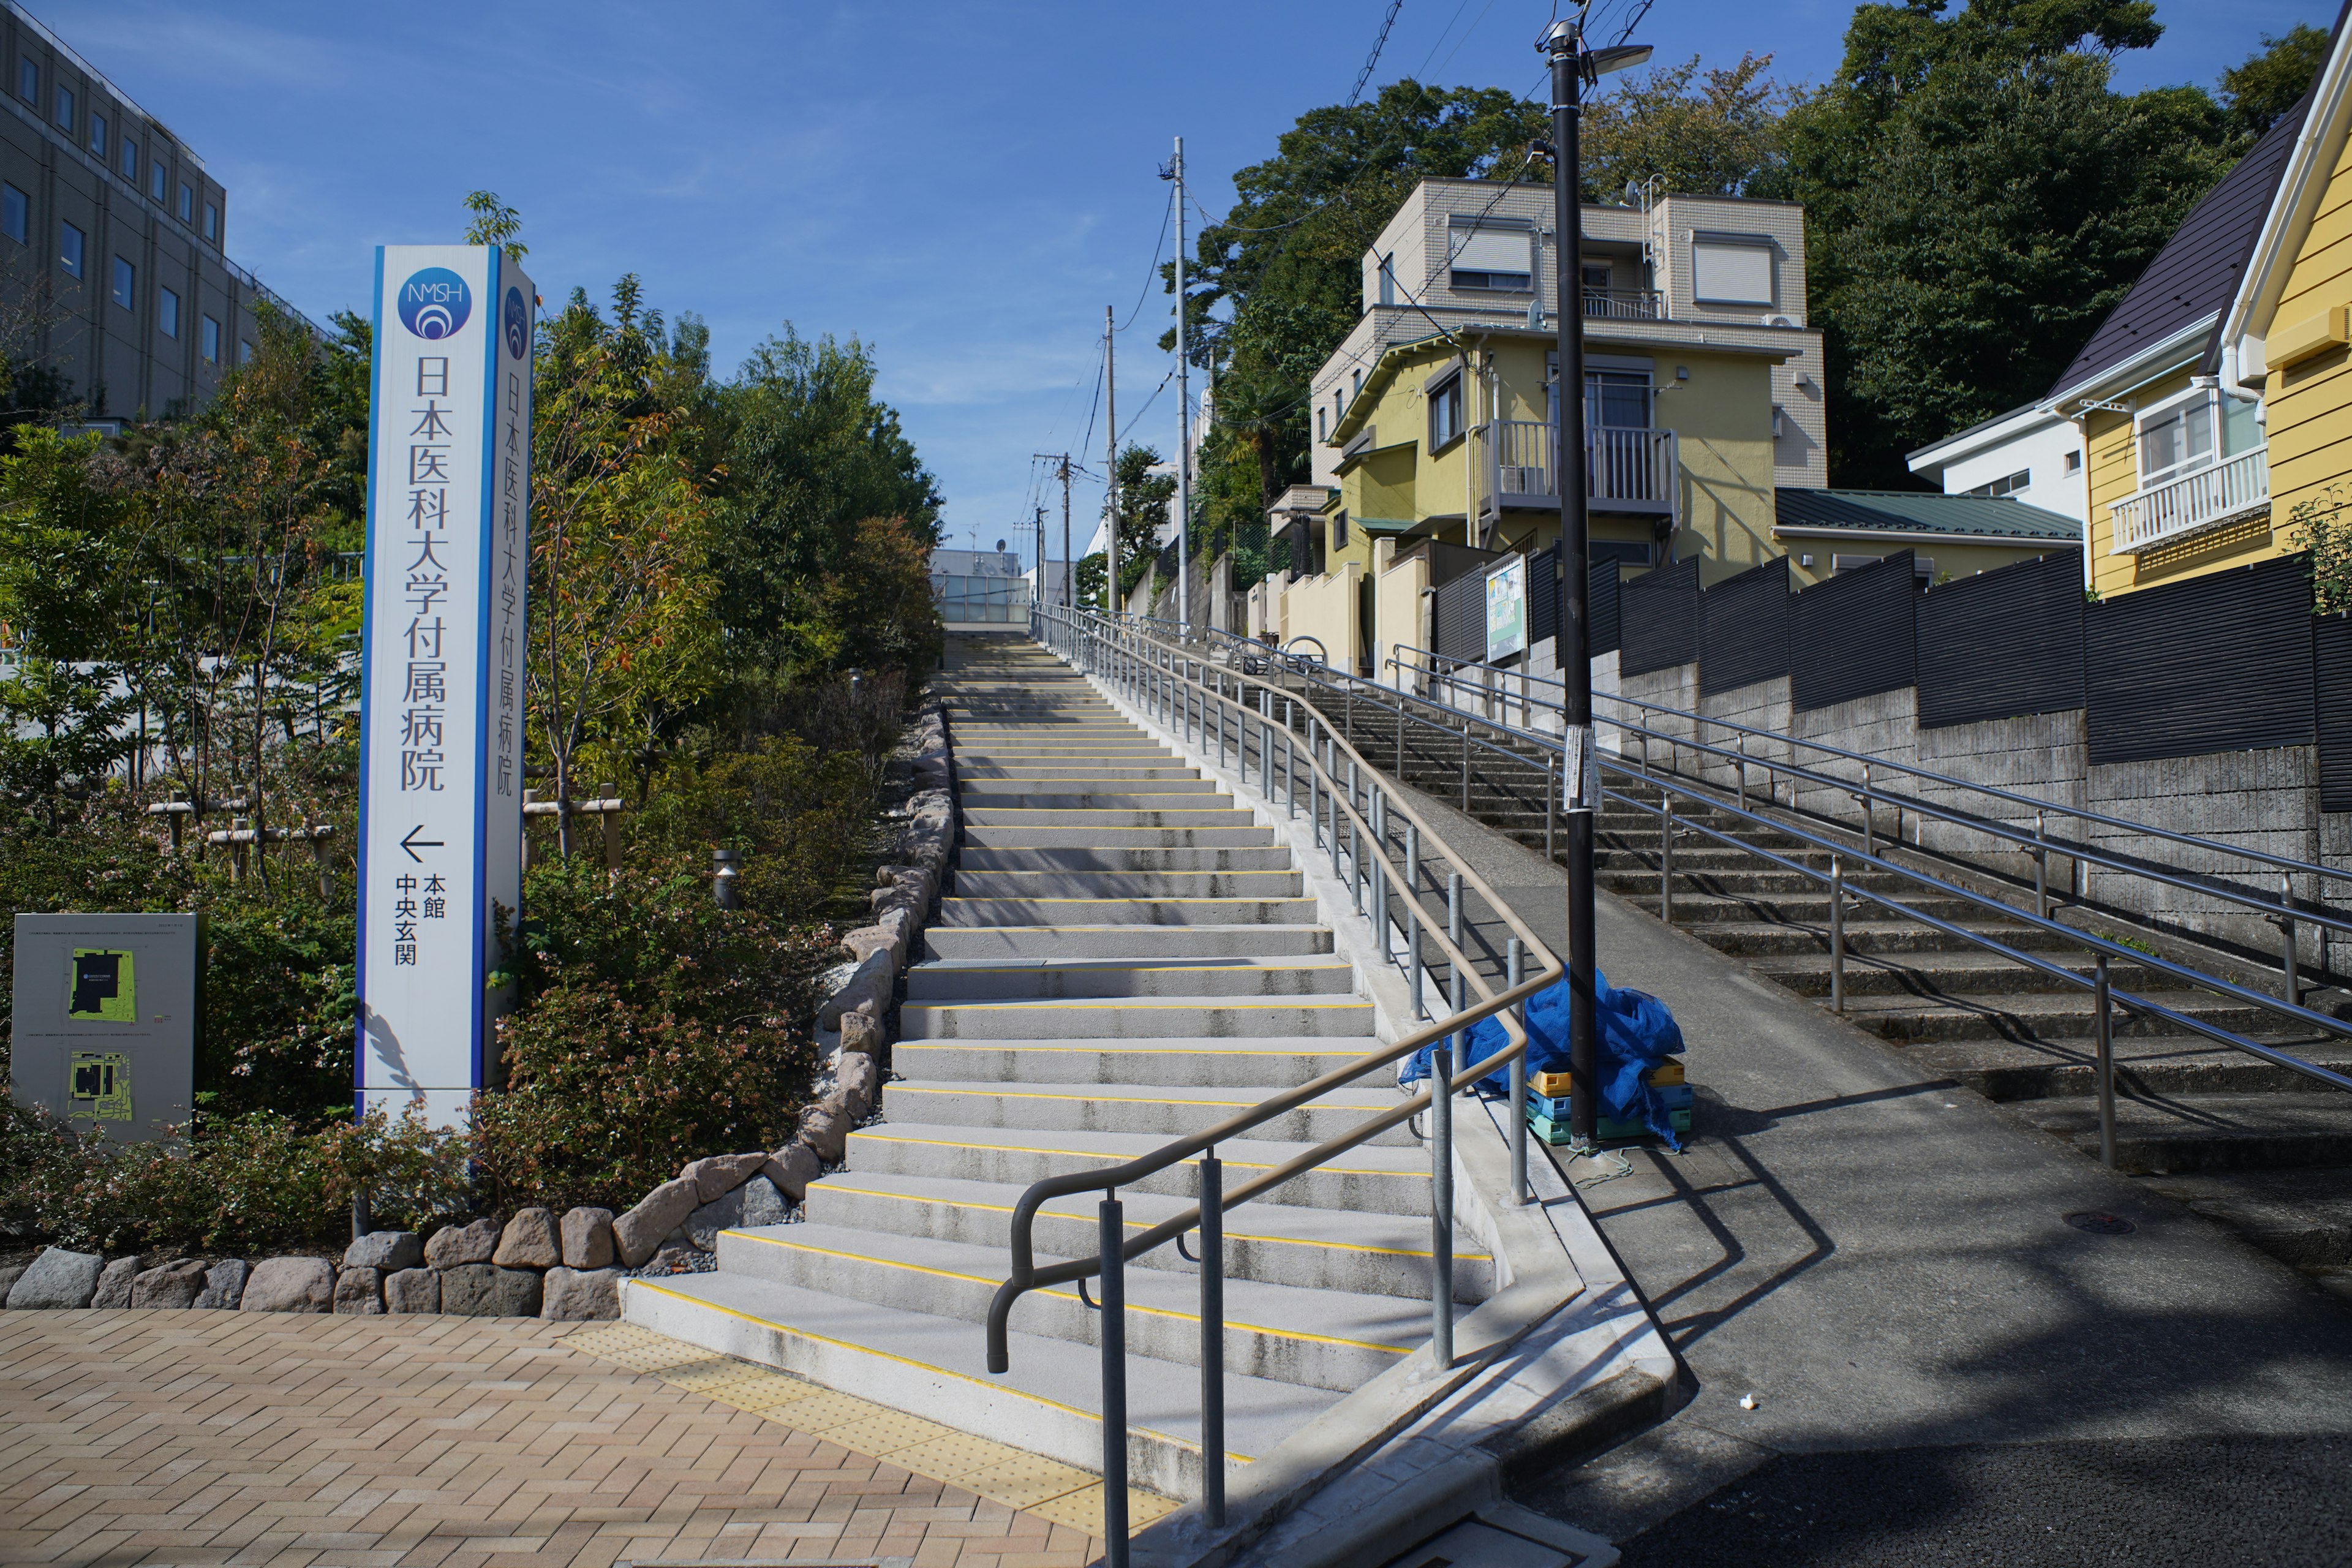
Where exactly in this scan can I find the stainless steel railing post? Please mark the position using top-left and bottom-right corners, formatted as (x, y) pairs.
(1829, 854), (1846, 1014)
(1198, 1152), (1226, 1529)
(1371, 787), (1389, 948)
(1460, 723), (1471, 812)
(1861, 763), (1874, 859)
(1737, 735), (1747, 811)
(2279, 870), (2301, 1006)
(1507, 937), (1528, 1207)
(1430, 1033), (1455, 1371)
(1409, 903), (1426, 1020)
(1100, 1194), (1129, 1565)
(2094, 954), (2116, 1168)
(2035, 810), (2050, 921)
(1660, 794), (1676, 925)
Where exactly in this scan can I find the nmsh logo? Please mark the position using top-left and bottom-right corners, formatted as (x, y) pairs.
(398, 268), (472, 340)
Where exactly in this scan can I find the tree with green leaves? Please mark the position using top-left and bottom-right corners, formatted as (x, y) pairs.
(1771, 0), (2266, 485)
(708, 326), (941, 682)
(2218, 23), (2331, 140)
(1581, 53), (1803, 202)
(1182, 82), (1550, 554)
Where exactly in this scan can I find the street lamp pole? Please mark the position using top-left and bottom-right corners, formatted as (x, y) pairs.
(1544, 15), (1648, 1148)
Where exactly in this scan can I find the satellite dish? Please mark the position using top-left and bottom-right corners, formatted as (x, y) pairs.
(1624, 180), (1642, 205)
(995, 538), (1006, 553)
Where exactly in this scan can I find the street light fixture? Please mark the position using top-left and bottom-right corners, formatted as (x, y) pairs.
(1542, 13), (1649, 1148)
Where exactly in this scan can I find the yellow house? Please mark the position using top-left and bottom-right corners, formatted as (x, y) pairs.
(2049, 74), (2319, 596)
(2225, 11), (2352, 565)
(1267, 178), (1825, 674)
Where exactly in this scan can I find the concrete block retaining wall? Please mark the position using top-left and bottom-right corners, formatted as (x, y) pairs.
(1607, 660), (2349, 982)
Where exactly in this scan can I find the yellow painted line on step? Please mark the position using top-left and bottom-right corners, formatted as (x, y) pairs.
(943, 897), (1305, 905)
(722, 1233), (1408, 1357)
(888, 1085), (1387, 1113)
(816, 1183), (1490, 1264)
(601, 1294), (1250, 1482)
(901, 1039), (1365, 1054)
(910, 1000), (1369, 1012)
(845, 1128), (1429, 1182)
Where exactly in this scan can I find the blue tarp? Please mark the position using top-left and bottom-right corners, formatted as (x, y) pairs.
(1400, 971), (1687, 1148)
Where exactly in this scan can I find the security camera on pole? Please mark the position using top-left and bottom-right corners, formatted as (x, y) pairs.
(1540, 13), (1649, 1148)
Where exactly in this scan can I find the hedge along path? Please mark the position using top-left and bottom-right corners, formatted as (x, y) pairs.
(573, 1322), (1180, 1536)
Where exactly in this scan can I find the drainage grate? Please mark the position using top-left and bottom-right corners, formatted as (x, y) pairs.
(2064, 1210), (2136, 1235)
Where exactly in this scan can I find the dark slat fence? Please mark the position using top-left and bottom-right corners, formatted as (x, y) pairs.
(1791, 550), (1918, 712)
(1589, 558), (1622, 658)
(1619, 555), (1700, 676)
(2084, 555), (2316, 766)
(1915, 552), (2086, 729)
(2318, 611), (2352, 812)
(1697, 559), (1791, 697)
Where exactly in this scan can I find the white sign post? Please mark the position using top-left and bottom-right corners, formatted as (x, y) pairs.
(356, 245), (535, 1126)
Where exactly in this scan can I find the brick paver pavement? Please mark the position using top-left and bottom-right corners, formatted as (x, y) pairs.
(0, 1309), (1112, 1567)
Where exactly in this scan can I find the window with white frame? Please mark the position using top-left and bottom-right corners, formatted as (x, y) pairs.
(1967, 468), (2032, 498)
(2137, 393), (2213, 483)
(1428, 370), (1465, 449)
(1447, 221), (1532, 292)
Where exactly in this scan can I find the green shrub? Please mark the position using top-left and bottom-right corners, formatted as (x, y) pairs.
(0, 1101), (467, 1255)
(470, 851), (830, 1210)
(631, 735), (880, 924)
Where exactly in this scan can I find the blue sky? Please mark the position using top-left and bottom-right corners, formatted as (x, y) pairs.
(34, 0), (2339, 561)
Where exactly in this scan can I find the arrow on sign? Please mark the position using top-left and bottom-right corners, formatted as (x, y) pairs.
(400, 826), (445, 862)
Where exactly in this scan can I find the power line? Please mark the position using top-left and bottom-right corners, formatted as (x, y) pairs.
(1349, 0), (1408, 105)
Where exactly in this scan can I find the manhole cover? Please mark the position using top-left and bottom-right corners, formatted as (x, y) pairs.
(2064, 1210), (2135, 1235)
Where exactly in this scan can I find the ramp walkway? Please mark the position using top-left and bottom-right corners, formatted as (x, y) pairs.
(627, 629), (1659, 1568)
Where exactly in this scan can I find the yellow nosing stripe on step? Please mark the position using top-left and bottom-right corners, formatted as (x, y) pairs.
(574, 1311), (1210, 1526)
(846, 1129), (1429, 1182)
(815, 1184), (1490, 1262)
(888, 1085), (1382, 1112)
(715, 1235), (1405, 1356)
(909, 1000), (1368, 1012)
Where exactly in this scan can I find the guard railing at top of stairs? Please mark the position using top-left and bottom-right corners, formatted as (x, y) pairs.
(1120, 614), (2351, 1001)
(1004, 604), (1566, 1563)
(1106, 611), (2352, 1120)
(1382, 638), (2352, 897)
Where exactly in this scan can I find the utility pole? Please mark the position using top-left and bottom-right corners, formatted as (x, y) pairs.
(1033, 506), (1046, 616)
(1163, 136), (1191, 635)
(1058, 453), (1073, 608)
(1104, 304), (1118, 614)
(1543, 17), (1649, 1149)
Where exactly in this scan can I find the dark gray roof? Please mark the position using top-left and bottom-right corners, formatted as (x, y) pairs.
(2048, 99), (2313, 401)
(1776, 489), (2081, 543)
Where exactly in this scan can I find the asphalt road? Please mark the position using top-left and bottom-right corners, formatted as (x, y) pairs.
(1614, 1433), (2352, 1567)
(1380, 777), (2352, 1556)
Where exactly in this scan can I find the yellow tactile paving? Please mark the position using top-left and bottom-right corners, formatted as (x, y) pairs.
(568, 1322), (1182, 1541)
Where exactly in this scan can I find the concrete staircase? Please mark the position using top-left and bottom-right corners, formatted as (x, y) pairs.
(1291, 688), (2352, 1295)
(625, 633), (1488, 1501)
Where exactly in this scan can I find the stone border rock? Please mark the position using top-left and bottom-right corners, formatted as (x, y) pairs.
(2, 704), (955, 1324)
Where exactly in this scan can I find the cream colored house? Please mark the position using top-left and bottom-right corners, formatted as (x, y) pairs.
(1271, 178), (1824, 675)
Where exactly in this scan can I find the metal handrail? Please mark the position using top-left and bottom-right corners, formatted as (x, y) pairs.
(992, 604), (1566, 1546)
(1381, 638), (2352, 892)
(1373, 658), (2352, 950)
(1137, 616), (2352, 1074)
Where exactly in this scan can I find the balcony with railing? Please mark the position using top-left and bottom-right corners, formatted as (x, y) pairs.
(1582, 287), (1664, 321)
(1472, 420), (1678, 516)
(2109, 446), (2271, 554)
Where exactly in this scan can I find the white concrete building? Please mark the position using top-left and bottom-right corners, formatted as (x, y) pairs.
(1905, 402), (2089, 524)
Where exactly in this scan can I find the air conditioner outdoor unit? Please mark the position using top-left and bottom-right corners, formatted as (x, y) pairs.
(1499, 466), (1547, 494)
